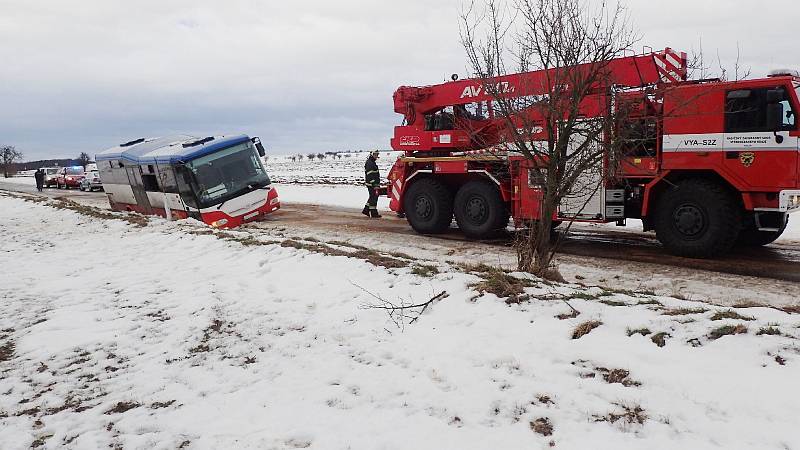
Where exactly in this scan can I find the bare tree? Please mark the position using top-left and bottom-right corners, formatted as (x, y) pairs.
(461, 0), (638, 277)
(1, 145), (24, 178)
(77, 152), (92, 171)
(306, 153), (317, 161)
(316, 153), (326, 160)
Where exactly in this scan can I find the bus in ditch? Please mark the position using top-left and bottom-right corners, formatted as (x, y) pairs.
(95, 134), (280, 228)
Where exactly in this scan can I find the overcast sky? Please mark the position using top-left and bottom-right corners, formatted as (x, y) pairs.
(1, 0), (798, 160)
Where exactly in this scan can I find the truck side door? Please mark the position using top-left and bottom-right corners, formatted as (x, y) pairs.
(722, 86), (798, 189)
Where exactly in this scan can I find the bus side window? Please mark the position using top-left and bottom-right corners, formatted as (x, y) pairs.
(157, 165), (179, 194)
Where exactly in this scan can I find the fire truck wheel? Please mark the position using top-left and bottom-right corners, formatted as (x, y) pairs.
(653, 179), (742, 258)
(403, 178), (454, 234)
(736, 215), (788, 247)
(453, 180), (509, 238)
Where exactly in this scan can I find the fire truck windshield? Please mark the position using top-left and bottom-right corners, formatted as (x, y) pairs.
(185, 141), (271, 209)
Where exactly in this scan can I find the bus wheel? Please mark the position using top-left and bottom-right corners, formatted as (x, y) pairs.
(453, 180), (509, 238)
(737, 214), (788, 247)
(403, 178), (453, 234)
(653, 178), (742, 258)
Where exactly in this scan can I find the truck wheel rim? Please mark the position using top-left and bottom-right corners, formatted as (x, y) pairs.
(414, 196), (433, 219)
(464, 196), (488, 225)
(673, 204), (706, 237)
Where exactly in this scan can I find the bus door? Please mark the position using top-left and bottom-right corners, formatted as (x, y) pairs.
(174, 164), (202, 220)
(125, 165), (153, 214)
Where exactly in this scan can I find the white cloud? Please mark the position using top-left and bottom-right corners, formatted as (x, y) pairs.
(0, 0), (797, 159)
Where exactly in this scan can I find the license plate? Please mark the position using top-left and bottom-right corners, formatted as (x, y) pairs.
(243, 211), (259, 221)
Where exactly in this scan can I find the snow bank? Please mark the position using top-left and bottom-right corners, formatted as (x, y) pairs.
(1, 193), (799, 449)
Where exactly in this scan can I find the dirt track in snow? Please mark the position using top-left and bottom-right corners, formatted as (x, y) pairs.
(2, 179), (800, 302)
(252, 203), (800, 284)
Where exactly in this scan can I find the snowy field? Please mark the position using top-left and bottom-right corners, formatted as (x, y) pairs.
(1, 191), (799, 450)
(265, 152), (397, 186)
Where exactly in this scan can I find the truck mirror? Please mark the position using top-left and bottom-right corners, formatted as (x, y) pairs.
(766, 103), (784, 130)
(251, 137), (266, 157)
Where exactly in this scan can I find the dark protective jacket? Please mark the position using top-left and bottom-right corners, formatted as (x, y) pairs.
(34, 170), (45, 183)
(364, 156), (380, 188)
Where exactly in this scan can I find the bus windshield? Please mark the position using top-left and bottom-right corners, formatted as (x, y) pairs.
(185, 141), (271, 208)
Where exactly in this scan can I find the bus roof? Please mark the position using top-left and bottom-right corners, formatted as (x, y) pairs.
(95, 134), (251, 165)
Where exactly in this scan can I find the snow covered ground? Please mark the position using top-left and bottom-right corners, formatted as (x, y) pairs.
(1, 191), (799, 449)
(265, 152), (397, 186)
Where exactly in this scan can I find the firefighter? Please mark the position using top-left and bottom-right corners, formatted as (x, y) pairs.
(362, 150), (382, 218)
(34, 168), (45, 192)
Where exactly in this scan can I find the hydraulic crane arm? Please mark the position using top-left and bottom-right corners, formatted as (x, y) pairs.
(393, 48), (686, 132)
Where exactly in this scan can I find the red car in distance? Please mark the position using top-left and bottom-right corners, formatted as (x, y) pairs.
(56, 167), (85, 189)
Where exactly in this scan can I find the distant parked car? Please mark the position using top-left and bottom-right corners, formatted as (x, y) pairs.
(41, 167), (61, 187)
(56, 167), (85, 189)
(79, 170), (103, 191)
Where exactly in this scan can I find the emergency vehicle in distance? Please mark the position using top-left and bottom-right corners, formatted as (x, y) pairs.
(95, 134), (279, 228)
(386, 48), (800, 257)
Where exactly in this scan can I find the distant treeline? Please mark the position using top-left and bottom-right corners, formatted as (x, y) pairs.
(11, 159), (85, 171)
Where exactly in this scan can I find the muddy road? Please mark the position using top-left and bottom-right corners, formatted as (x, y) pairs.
(3, 179), (800, 283)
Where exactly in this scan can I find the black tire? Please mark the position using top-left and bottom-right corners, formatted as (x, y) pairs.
(453, 180), (509, 238)
(653, 179), (742, 258)
(737, 215), (788, 247)
(402, 178), (454, 234)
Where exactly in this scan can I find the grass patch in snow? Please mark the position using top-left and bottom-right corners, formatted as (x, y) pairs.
(327, 240), (369, 251)
(529, 417), (553, 436)
(636, 298), (663, 306)
(599, 299), (627, 307)
(52, 197), (149, 227)
(150, 400), (176, 409)
(411, 264), (439, 277)
(708, 324), (748, 340)
(555, 310), (581, 320)
(471, 268), (534, 302)
(0, 339), (15, 362)
(104, 401), (141, 415)
(460, 262), (501, 274)
(216, 231), (278, 247)
(709, 310), (755, 321)
(593, 403), (648, 426)
(570, 291), (601, 300)
(651, 332), (670, 347)
(572, 320), (602, 339)
(626, 327), (651, 337)
(598, 368), (641, 387)
(280, 239), (409, 269)
(756, 326), (782, 336)
(662, 307), (707, 316)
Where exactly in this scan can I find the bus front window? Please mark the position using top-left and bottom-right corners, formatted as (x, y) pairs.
(185, 142), (270, 208)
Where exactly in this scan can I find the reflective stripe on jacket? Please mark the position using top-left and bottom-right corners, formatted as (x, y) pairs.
(364, 156), (380, 187)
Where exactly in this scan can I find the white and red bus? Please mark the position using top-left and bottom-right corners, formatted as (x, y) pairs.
(95, 134), (280, 228)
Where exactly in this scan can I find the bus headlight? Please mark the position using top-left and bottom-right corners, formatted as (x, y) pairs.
(211, 218), (229, 228)
(779, 190), (800, 212)
(788, 195), (800, 209)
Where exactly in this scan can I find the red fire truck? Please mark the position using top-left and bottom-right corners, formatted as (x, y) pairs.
(95, 134), (280, 228)
(385, 48), (800, 257)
